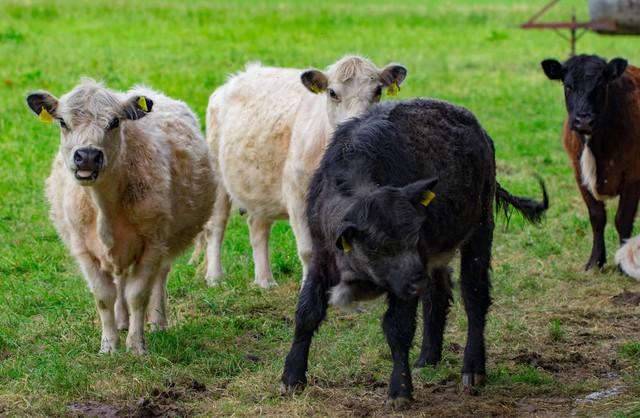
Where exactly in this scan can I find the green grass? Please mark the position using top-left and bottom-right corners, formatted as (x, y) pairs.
(1, 0), (640, 416)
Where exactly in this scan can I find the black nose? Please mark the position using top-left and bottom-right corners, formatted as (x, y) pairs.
(573, 113), (594, 133)
(73, 148), (103, 170)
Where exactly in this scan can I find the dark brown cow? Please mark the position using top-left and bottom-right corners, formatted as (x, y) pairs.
(542, 54), (640, 271)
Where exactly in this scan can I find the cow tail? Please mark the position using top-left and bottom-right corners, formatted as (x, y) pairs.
(495, 175), (549, 224)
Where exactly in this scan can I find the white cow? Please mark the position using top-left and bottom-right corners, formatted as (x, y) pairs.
(194, 56), (407, 287)
(27, 79), (215, 354)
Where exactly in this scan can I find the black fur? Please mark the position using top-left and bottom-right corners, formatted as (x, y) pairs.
(281, 99), (548, 408)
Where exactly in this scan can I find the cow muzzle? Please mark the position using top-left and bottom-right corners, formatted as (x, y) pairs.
(572, 113), (594, 136)
(73, 147), (104, 184)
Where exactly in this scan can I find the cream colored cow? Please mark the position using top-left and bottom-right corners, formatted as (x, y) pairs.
(27, 80), (215, 354)
(195, 56), (407, 288)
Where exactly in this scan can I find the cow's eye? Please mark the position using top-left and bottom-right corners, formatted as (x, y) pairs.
(58, 119), (69, 130)
(107, 118), (120, 130)
(564, 85), (572, 93)
(328, 88), (339, 101)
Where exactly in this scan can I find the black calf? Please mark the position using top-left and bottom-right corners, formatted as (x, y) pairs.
(281, 99), (548, 409)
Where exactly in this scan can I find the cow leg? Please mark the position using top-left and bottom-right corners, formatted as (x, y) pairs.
(248, 215), (277, 288)
(615, 182), (640, 245)
(147, 264), (170, 331)
(114, 274), (129, 331)
(78, 256), (118, 353)
(415, 267), (452, 368)
(281, 260), (331, 393)
(205, 188), (231, 286)
(383, 293), (419, 410)
(125, 250), (162, 355)
(459, 222), (493, 392)
(287, 199), (313, 288)
(578, 184), (607, 270)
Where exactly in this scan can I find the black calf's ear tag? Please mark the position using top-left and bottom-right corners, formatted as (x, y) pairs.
(420, 190), (436, 207)
(341, 236), (352, 253)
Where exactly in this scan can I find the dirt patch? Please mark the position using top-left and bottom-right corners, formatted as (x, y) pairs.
(512, 350), (586, 373)
(67, 379), (208, 418)
(611, 290), (640, 307)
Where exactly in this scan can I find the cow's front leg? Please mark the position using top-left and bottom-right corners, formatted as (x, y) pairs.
(615, 182), (640, 245)
(281, 259), (331, 393)
(383, 294), (419, 410)
(577, 181), (606, 270)
(78, 256), (118, 353)
(125, 249), (162, 354)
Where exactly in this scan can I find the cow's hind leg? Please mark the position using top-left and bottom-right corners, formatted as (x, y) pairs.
(459, 221), (493, 392)
(415, 267), (452, 368)
(383, 294), (419, 410)
(205, 188), (231, 286)
(615, 182), (640, 246)
(281, 257), (332, 393)
(248, 215), (277, 288)
(147, 264), (170, 331)
(114, 274), (128, 331)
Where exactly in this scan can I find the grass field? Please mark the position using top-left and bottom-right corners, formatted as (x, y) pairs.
(1, 0), (640, 416)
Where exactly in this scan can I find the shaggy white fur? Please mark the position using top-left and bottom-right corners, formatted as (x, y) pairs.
(615, 236), (640, 281)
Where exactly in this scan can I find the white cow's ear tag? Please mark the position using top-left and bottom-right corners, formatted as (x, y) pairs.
(39, 107), (54, 123)
(137, 96), (149, 112)
(387, 81), (400, 96)
(341, 236), (352, 253)
(421, 190), (436, 207)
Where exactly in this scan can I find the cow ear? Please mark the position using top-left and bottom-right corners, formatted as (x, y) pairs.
(301, 70), (328, 94)
(606, 58), (627, 81)
(123, 95), (153, 120)
(541, 59), (563, 81)
(26, 91), (59, 122)
(403, 177), (438, 208)
(380, 64), (407, 96)
(335, 223), (357, 253)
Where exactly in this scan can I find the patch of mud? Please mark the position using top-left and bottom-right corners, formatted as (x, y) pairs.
(611, 290), (640, 307)
(512, 350), (586, 373)
(68, 379), (208, 418)
(571, 385), (627, 416)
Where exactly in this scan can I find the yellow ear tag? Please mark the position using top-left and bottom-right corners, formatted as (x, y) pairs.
(137, 96), (148, 112)
(420, 190), (436, 207)
(387, 81), (400, 96)
(341, 236), (352, 253)
(39, 107), (54, 123)
(310, 84), (322, 94)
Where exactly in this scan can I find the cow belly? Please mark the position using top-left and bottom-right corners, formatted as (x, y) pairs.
(219, 134), (289, 220)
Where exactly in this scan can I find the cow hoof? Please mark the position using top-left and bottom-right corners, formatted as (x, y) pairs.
(99, 340), (118, 354)
(126, 340), (147, 355)
(385, 396), (412, 410)
(254, 278), (278, 289)
(149, 322), (167, 332)
(205, 274), (223, 287)
(584, 258), (605, 271)
(461, 373), (486, 395)
(414, 355), (439, 369)
(280, 382), (305, 396)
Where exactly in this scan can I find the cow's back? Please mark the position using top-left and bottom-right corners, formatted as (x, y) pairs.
(209, 64), (308, 220)
(309, 99), (496, 254)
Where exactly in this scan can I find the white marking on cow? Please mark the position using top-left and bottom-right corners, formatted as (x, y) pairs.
(580, 140), (613, 201)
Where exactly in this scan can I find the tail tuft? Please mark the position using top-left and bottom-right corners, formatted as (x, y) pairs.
(495, 175), (549, 225)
